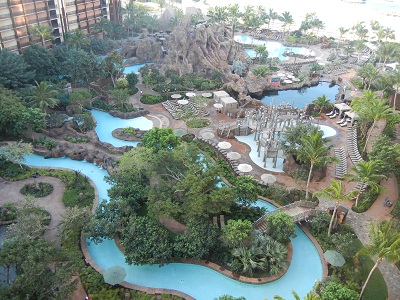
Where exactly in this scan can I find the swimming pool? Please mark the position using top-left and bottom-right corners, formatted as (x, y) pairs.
(21, 109), (323, 299)
(234, 35), (314, 61)
(91, 109), (153, 148)
(262, 82), (339, 109)
(123, 62), (154, 75)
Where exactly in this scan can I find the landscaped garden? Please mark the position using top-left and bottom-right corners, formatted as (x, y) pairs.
(1, 0), (400, 299)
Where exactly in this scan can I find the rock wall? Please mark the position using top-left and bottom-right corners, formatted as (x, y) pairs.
(120, 38), (163, 63)
(109, 110), (149, 119)
(160, 23), (246, 81)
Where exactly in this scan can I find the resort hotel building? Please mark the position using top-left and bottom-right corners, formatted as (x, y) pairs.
(0, 0), (121, 52)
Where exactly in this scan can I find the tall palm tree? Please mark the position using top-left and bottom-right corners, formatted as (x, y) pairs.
(207, 6), (228, 25)
(352, 93), (393, 154)
(391, 68), (400, 111)
(267, 8), (279, 30)
(297, 132), (337, 199)
(377, 42), (400, 64)
(30, 24), (54, 47)
(344, 160), (387, 207)
(280, 11), (294, 34)
(314, 179), (359, 237)
(227, 4), (242, 38)
(337, 27), (349, 50)
(383, 27), (395, 41)
(28, 81), (59, 113)
(356, 221), (400, 300)
(356, 63), (379, 90)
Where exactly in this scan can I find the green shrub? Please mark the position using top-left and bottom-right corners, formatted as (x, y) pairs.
(0, 203), (18, 221)
(116, 78), (129, 89)
(187, 118), (210, 128)
(64, 136), (89, 144)
(122, 127), (137, 135)
(352, 189), (379, 213)
(140, 94), (163, 104)
(126, 73), (138, 87)
(92, 99), (114, 111)
(20, 182), (54, 197)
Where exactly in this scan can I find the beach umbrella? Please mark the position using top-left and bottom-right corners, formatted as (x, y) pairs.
(171, 94), (182, 99)
(202, 132), (215, 140)
(186, 92), (196, 98)
(202, 92), (212, 98)
(214, 103), (223, 109)
(261, 174), (276, 184)
(227, 151), (241, 160)
(238, 163), (253, 173)
(218, 141), (232, 150)
(103, 266), (127, 285)
(277, 73), (286, 77)
(324, 250), (345, 267)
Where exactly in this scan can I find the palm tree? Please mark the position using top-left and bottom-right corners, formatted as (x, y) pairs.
(65, 29), (89, 49)
(267, 8), (279, 30)
(377, 42), (400, 64)
(30, 24), (54, 47)
(352, 93), (393, 154)
(280, 11), (294, 34)
(353, 40), (365, 63)
(314, 179), (359, 237)
(93, 18), (112, 39)
(297, 132), (337, 199)
(352, 21), (368, 41)
(28, 81), (59, 113)
(227, 4), (242, 38)
(390, 67), (400, 111)
(312, 94), (333, 113)
(344, 160), (387, 207)
(383, 27), (395, 41)
(356, 221), (400, 300)
(207, 6), (228, 25)
(232, 247), (264, 276)
(337, 27), (349, 50)
(356, 63), (379, 90)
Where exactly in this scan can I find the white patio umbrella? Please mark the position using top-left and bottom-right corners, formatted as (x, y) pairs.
(214, 103), (223, 109)
(227, 151), (241, 160)
(217, 141), (232, 150)
(293, 78), (300, 82)
(283, 79), (293, 84)
(171, 94), (182, 99)
(202, 92), (212, 98)
(202, 132), (215, 140)
(186, 92), (196, 98)
(238, 163), (253, 173)
(261, 174), (277, 184)
(177, 99), (189, 105)
(277, 73), (286, 77)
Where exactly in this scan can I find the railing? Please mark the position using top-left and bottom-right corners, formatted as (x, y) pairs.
(8, 0), (21, 6)
(0, 24), (14, 31)
(2, 35), (15, 41)
(253, 200), (318, 228)
(0, 13), (11, 19)
(66, 1), (75, 6)
(0, 2), (8, 7)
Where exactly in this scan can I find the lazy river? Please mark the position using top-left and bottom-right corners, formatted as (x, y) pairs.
(23, 110), (323, 299)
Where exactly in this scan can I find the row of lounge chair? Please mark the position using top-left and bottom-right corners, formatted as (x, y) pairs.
(323, 65), (350, 75)
(280, 60), (317, 67)
(162, 100), (209, 119)
(346, 126), (368, 193)
(334, 147), (347, 179)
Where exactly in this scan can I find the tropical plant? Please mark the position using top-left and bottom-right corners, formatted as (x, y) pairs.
(64, 29), (90, 49)
(312, 94), (333, 113)
(0, 49), (34, 89)
(30, 24), (54, 47)
(231, 60), (247, 76)
(251, 66), (270, 77)
(207, 6), (228, 24)
(356, 221), (400, 300)
(313, 179), (359, 237)
(337, 27), (349, 49)
(344, 160), (386, 207)
(297, 132), (336, 199)
(356, 63), (379, 90)
(279, 11), (294, 34)
(265, 211), (296, 244)
(141, 127), (181, 153)
(227, 4), (242, 38)
(27, 81), (59, 113)
(351, 92), (393, 154)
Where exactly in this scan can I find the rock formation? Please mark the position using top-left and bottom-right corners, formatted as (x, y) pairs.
(120, 38), (163, 63)
(159, 22), (246, 81)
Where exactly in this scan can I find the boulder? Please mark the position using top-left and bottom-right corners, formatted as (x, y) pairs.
(244, 74), (271, 98)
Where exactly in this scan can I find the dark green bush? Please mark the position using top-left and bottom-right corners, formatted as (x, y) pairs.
(352, 189), (379, 213)
(92, 99), (114, 111)
(64, 136), (89, 144)
(187, 118), (211, 128)
(140, 94), (163, 104)
(20, 182), (54, 197)
(0, 203), (18, 221)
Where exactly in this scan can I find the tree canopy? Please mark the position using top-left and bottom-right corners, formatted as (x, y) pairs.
(0, 49), (34, 89)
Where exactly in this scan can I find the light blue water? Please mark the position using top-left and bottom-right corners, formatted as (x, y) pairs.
(21, 109), (323, 299)
(262, 82), (339, 109)
(91, 109), (153, 148)
(123, 63), (154, 75)
(235, 35), (314, 61)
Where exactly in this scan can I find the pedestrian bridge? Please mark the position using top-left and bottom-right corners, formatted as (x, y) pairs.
(253, 200), (318, 232)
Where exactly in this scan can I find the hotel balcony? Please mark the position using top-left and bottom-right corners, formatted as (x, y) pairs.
(0, 13), (10, 20)
(2, 34), (16, 41)
(0, 24), (14, 31)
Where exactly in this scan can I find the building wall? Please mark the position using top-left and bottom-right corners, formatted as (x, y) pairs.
(0, 0), (112, 53)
